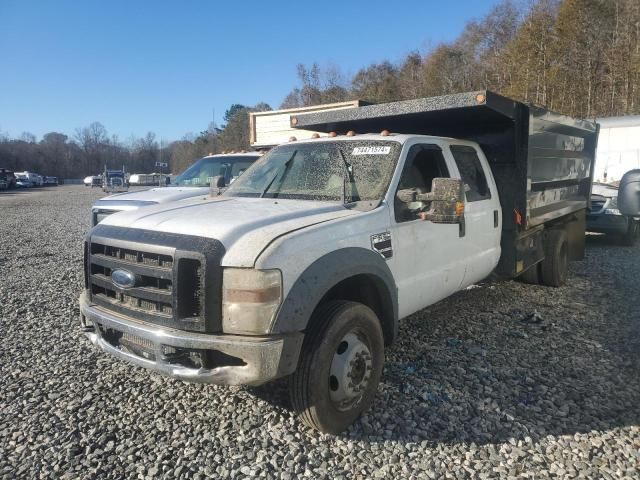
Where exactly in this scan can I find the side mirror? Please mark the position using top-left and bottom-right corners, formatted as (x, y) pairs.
(209, 175), (226, 196)
(618, 169), (640, 216)
(396, 178), (465, 224)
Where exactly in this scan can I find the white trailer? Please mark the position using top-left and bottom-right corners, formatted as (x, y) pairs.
(249, 101), (365, 148)
(594, 115), (640, 184)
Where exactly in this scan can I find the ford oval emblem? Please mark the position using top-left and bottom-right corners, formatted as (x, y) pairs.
(111, 269), (137, 289)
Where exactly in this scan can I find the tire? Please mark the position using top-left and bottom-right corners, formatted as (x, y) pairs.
(540, 229), (568, 287)
(619, 219), (639, 247)
(289, 300), (384, 434)
(518, 263), (540, 284)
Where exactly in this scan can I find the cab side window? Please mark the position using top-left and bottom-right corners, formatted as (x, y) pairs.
(395, 144), (449, 222)
(450, 145), (491, 202)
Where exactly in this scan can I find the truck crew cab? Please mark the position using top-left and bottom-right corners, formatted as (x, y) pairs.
(79, 91), (598, 433)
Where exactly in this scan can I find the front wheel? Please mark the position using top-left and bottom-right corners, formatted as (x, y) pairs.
(289, 300), (384, 434)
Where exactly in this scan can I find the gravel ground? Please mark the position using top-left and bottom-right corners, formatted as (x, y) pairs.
(0, 186), (639, 479)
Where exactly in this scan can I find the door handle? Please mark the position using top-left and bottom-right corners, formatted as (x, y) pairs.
(493, 210), (499, 228)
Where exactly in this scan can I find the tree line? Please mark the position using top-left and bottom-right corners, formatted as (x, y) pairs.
(281, 0), (640, 118)
(0, 102), (271, 180)
(1, 0), (638, 179)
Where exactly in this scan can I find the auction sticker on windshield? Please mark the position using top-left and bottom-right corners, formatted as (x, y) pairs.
(352, 146), (391, 155)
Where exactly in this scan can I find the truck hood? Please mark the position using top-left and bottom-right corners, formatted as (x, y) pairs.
(94, 186), (209, 207)
(99, 196), (359, 266)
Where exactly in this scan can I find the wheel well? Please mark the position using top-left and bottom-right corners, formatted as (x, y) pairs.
(319, 274), (396, 345)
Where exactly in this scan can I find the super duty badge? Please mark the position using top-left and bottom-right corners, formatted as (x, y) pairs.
(371, 232), (393, 259)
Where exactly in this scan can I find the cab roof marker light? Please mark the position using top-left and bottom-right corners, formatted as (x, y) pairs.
(288, 136), (297, 142)
(346, 130), (356, 137)
(380, 130), (391, 136)
(329, 132), (337, 137)
(311, 133), (320, 139)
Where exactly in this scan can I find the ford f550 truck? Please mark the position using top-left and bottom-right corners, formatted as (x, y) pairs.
(80, 91), (598, 433)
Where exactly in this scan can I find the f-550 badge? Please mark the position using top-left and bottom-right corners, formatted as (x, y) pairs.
(371, 232), (393, 259)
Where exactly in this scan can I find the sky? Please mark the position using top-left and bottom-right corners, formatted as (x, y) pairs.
(0, 0), (499, 143)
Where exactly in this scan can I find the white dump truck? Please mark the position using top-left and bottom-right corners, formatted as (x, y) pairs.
(80, 91), (598, 433)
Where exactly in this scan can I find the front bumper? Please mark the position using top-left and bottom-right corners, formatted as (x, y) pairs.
(80, 292), (303, 386)
(586, 212), (628, 234)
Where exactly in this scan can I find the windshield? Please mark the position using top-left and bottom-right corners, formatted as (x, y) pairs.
(592, 183), (618, 197)
(172, 156), (257, 187)
(225, 140), (401, 203)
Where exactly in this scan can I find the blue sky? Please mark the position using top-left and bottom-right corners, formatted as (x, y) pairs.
(0, 0), (498, 142)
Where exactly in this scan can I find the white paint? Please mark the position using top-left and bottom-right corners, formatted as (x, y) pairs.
(594, 116), (640, 183)
(351, 146), (391, 155)
(103, 134), (502, 322)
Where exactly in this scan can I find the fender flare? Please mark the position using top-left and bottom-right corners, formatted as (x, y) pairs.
(271, 247), (398, 342)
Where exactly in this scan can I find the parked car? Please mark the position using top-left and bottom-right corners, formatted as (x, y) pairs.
(44, 176), (59, 186)
(15, 171), (43, 186)
(79, 91), (598, 433)
(90, 152), (261, 225)
(0, 177), (7, 190)
(0, 169), (17, 189)
(587, 182), (640, 245)
(15, 175), (33, 188)
(84, 176), (102, 187)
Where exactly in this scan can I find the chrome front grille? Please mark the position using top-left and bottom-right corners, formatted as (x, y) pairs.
(88, 240), (205, 331)
(85, 225), (226, 333)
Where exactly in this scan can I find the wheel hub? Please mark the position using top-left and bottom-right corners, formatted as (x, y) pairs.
(329, 332), (373, 411)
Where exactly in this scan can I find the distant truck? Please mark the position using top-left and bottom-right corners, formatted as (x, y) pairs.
(80, 91), (597, 433)
(102, 169), (128, 193)
(0, 169), (16, 189)
(90, 152), (261, 226)
(592, 115), (640, 184)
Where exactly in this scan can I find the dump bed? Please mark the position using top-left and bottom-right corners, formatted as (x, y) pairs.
(292, 90), (599, 277)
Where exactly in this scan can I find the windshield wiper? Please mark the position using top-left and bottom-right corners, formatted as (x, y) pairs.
(338, 149), (357, 205)
(261, 151), (297, 198)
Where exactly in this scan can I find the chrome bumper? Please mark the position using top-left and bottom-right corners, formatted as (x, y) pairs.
(79, 292), (303, 386)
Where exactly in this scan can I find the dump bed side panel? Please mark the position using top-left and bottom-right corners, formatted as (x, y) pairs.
(526, 108), (598, 228)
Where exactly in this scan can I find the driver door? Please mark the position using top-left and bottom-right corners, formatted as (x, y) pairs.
(388, 142), (466, 318)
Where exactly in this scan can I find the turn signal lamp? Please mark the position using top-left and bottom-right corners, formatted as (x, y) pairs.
(455, 202), (465, 216)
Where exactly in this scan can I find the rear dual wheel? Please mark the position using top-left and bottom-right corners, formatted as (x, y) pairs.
(289, 301), (384, 434)
(540, 229), (568, 287)
(518, 230), (568, 287)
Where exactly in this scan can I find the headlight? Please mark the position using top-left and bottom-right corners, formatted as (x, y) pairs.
(222, 268), (282, 334)
(604, 196), (621, 215)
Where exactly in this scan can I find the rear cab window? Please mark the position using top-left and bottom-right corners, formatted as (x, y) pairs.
(450, 145), (491, 202)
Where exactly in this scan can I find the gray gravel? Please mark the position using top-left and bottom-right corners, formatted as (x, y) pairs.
(1, 186), (639, 479)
